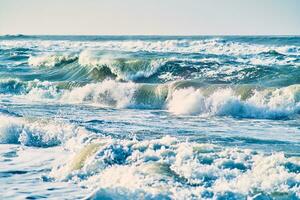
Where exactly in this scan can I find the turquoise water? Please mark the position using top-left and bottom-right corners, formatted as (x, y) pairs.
(0, 35), (300, 199)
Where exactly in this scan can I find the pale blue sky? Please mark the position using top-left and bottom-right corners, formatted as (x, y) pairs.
(0, 0), (299, 35)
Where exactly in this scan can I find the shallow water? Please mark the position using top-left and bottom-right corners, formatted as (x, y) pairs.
(0, 35), (300, 199)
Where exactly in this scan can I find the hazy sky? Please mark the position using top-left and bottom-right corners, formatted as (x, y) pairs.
(1, 0), (299, 35)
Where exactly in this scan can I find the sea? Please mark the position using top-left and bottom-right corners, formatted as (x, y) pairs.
(0, 35), (300, 199)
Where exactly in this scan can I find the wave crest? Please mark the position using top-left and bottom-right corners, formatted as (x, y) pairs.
(78, 50), (167, 81)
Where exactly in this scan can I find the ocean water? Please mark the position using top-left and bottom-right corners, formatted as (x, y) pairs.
(0, 35), (300, 199)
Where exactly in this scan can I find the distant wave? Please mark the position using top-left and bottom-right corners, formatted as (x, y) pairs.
(0, 34), (36, 40)
(2, 38), (300, 56)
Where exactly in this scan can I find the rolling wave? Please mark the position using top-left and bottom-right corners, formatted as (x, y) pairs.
(27, 51), (168, 81)
(26, 49), (300, 84)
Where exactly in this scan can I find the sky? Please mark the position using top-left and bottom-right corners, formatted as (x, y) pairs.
(0, 0), (299, 35)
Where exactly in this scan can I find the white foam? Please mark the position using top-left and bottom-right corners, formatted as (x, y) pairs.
(25, 80), (62, 100)
(167, 87), (207, 115)
(49, 135), (300, 199)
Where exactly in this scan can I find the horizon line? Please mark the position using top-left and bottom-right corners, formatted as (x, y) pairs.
(1, 34), (300, 37)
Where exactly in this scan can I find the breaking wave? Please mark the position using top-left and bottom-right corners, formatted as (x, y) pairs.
(2, 78), (299, 119)
(167, 85), (300, 119)
(0, 115), (87, 147)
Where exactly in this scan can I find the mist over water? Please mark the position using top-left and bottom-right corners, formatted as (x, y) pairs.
(0, 35), (300, 199)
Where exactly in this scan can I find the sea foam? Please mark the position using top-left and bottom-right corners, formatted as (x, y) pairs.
(49, 135), (300, 199)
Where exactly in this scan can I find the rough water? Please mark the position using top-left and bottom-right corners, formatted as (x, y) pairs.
(0, 35), (300, 199)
